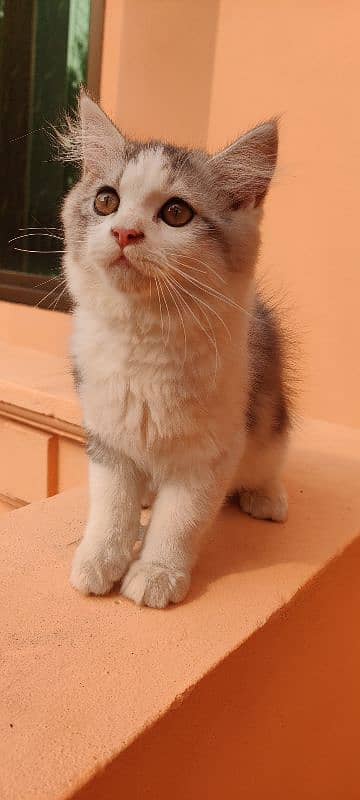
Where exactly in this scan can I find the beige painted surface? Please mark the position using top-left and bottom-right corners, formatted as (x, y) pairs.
(1, 417), (360, 799)
(58, 438), (88, 492)
(0, 303), (86, 503)
(0, 303), (85, 503)
(0, 301), (71, 356)
(101, 0), (219, 146)
(0, 497), (17, 514)
(0, 339), (80, 426)
(206, 0), (360, 428)
(0, 418), (56, 502)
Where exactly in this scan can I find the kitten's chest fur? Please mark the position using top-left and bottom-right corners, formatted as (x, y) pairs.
(73, 307), (237, 467)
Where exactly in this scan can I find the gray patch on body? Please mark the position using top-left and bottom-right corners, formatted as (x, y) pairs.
(71, 360), (82, 392)
(86, 430), (120, 469)
(246, 294), (291, 437)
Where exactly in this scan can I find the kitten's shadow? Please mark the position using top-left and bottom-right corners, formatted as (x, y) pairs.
(184, 449), (360, 604)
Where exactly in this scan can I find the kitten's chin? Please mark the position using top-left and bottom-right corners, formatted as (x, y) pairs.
(103, 255), (150, 295)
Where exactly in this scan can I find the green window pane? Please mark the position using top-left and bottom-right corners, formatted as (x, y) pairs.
(0, 0), (92, 278)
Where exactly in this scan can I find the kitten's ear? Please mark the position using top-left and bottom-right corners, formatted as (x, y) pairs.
(211, 119), (278, 209)
(78, 90), (125, 173)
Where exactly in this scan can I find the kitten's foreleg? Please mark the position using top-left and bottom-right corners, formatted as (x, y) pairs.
(121, 469), (227, 608)
(71, 457), (143, 595)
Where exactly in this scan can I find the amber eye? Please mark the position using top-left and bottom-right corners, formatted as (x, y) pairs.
(160, 197), (194, 227)
(94, 187), (120, 216)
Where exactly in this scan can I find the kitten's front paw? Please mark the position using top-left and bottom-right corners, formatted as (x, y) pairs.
(71, 539), (131, 596)
(121, 561), (190, 608)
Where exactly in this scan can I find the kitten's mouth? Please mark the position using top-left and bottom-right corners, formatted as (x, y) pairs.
(107, 250), (148, 284)
(110, 252), (129, 268)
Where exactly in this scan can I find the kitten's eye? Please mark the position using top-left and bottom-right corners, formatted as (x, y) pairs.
(160, 197), (194, 227)
(94, 187), (120, 216)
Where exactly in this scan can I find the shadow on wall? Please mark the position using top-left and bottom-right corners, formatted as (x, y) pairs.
(188, 445), (359, 604)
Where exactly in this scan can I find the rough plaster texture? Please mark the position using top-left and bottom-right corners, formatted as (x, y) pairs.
(0, 340), (80, 425)
(1, 418), (360, 799)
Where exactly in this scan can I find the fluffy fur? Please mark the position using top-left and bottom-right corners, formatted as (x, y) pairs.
(60, 91), (291, 608)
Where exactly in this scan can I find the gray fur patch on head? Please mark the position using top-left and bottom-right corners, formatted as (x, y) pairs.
(55, 92), (277, 212)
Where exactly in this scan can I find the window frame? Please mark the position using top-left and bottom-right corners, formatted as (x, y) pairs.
(0, 0), (104, 312)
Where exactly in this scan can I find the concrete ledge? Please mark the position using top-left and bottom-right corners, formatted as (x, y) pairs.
(0, 341), (81, 428)
(0, 301), (71, 357)
(1, 418), (360, 799)
(0, 301), (82, 437)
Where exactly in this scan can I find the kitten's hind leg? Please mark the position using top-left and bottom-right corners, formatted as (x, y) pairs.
(233, 432), (289, 523)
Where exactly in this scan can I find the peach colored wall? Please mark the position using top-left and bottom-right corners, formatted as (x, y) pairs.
(101, 0), (219, 146)
(207, 0), (360, 428)
(100, 0), (360, 428)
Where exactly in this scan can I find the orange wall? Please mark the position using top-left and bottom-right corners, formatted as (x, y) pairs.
(207, 0), (360, 428)
(100, 1), (360, 428)
(101, 0), (219, 146)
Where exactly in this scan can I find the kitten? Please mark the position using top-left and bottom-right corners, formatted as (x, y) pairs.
(60, 90), (290, 609)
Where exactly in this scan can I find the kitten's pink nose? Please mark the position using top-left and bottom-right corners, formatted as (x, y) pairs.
(112, 227), (144, 248)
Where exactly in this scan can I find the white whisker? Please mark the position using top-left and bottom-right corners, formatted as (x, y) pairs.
(9, 232), (64, 244)
(19, 226), (62, 232)
(154, 275), (165, 345)
(179, 251), (227, 285)
(12, 247), (65, 254)
(169, 261), (255, 318)
(160, 273), (187, 363)
(157, 277), (171, 346)
(164, 273), (219, 379)
(49, 285), (68, 310)
(33, 275), (65, 289)
(165, 269), (232, 342)
(35, 282), (65, 309)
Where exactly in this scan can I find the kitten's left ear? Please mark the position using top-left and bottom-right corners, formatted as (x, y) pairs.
(78, 90), (126, 173)
(211, 119), (278, 209)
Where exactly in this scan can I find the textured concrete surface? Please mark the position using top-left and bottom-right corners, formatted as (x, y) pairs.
(1, 418), (360, 799)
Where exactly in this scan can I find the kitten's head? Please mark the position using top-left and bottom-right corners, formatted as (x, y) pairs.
(60, 92), (277, 306)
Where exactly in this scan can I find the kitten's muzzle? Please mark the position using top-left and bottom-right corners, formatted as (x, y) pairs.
(112, 227), (144, 248)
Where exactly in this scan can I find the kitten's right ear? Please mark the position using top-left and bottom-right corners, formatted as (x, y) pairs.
(78, 90), (125, 173)
(55, 90), (125, 174)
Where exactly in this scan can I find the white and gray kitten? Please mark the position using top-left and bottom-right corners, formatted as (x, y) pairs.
(60, 91), (291, 609)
